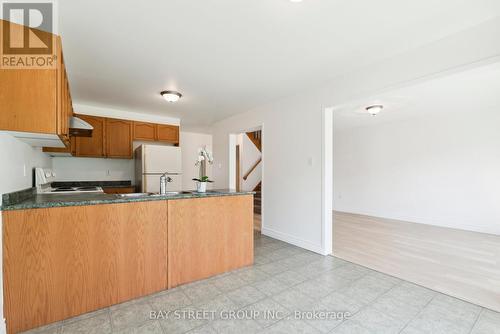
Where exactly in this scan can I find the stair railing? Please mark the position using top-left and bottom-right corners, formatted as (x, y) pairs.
(243, 157), (262, 181)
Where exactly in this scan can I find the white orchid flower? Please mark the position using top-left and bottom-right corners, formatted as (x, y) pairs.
(195, 146), (214, 167)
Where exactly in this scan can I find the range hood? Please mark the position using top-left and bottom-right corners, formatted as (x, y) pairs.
(69, 116), (93, 137)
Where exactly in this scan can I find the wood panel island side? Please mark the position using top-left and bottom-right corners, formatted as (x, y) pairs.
(2, 194), (254, 334)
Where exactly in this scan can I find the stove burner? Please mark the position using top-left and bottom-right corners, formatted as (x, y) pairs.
(49, 186), (102, 193)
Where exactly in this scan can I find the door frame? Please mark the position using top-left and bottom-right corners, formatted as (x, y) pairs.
(321, 108), (334, 255)
(235, 144), (241, 192)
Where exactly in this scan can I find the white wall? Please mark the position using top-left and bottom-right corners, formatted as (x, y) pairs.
(211, 17), (500, 254)
(333, 109), (500, 235)
(180, 132), (213, 191)
(0, 133), (53, 333)
(212, 98), (324, 253)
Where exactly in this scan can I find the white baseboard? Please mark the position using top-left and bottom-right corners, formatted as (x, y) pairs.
(261, 227), (326, 254)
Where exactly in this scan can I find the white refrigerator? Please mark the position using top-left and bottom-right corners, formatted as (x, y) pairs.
(135, 145), (182, 193)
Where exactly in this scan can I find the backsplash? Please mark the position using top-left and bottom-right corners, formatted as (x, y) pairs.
(52, 157), (134, 183)
(1, 187), (36, 207)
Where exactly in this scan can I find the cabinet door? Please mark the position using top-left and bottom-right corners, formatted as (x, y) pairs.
(156, 124), (179, 144)
(102, 187), (136, 194)
(3, 201), (168, 333)
(106, 118), (133, 159)
(75, 115), (106, 157)
(133, 122), (156, 141)
(168, 196), (253, 288)
(0, 23), (58, 135)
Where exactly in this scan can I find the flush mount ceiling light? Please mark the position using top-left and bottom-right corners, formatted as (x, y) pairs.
(161, 90), (182, 103)
(365, 104), (383, 116)
(289, 0), (303, 2)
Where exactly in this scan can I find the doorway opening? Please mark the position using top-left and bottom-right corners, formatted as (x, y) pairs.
(230, 127), (263, 232)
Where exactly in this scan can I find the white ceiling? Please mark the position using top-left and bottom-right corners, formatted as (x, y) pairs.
(59, 0), (500, 128)
(333, 61), (500, 130)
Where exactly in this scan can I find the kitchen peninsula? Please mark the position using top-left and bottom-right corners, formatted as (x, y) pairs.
(1, 190), (254, 333)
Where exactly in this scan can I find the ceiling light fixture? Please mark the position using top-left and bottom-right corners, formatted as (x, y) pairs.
(161, 90), (182, 103)
(365, 104), (383, 116)
(289, 0), (303, 2)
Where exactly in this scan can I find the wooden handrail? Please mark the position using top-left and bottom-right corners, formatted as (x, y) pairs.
(243, 158), (262, 180)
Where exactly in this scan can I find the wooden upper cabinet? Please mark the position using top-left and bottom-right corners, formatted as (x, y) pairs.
(57, 117), (177, 159)
(133, 122), (156, 141)
(0, 26), (71, 146)
(106, 118), (133, 158)
(0, 65), (58, 135)
(75, 115), (106, 157)
(157, 124), (179, 144)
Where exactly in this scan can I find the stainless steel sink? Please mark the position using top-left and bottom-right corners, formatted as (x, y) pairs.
(116, 193), (155, 198)
(116, 191), (192, 198)
(161, 191), (195, 195)
(162, 191), (182, 195)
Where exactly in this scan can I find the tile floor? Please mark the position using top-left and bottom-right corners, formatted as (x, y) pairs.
(23, 232), (500, 334)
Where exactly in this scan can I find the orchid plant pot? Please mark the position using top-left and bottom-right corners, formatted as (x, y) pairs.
(196, 181), (207, 193)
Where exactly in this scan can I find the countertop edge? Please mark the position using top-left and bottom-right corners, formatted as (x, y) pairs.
(1, 191), (255, 211)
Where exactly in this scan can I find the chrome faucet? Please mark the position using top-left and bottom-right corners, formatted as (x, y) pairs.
(160, 173), (173, 195)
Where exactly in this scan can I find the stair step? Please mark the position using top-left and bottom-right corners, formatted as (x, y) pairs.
(253, 180), (262, 217)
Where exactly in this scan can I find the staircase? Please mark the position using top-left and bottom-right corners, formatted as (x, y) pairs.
(246, 130), (262, 152)
(253, 182), (261, 215)
(243, 130), (262, 219)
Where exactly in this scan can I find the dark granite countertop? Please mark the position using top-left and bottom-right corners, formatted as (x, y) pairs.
(1, 189), (254, 211)
(51, 181), (133, 188)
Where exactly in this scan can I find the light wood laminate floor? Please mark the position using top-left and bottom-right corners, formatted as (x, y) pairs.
(333, 211), (500, 313)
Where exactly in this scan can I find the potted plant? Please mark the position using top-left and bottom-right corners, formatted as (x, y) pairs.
(192, 176), (213, 193)
(193, 147), (214, 193)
